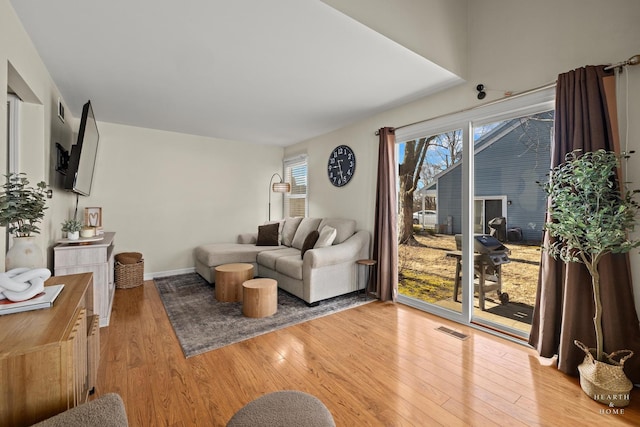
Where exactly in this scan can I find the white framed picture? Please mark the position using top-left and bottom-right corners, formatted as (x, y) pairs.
(84, 207), (103, 234)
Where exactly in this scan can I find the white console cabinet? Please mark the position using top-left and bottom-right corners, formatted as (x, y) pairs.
(54, 232), (116, 327)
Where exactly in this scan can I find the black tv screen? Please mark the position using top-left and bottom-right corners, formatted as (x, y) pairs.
(64, 101), (99, 196)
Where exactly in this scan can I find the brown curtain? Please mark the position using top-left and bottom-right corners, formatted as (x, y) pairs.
(373, 127), (398, 302)
(529, 66), (640, 383)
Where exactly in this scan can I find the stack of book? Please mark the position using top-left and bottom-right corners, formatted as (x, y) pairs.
(0, 285), (64, 315)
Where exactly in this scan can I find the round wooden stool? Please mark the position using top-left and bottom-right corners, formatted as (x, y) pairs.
(242, 278), (278, 318)
(214, 263), (254, 302)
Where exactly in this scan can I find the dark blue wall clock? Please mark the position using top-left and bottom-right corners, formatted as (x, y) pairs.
(327, 145), (356, 187)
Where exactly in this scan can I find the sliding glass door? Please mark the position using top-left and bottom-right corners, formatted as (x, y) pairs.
(396, 87), (556, 339)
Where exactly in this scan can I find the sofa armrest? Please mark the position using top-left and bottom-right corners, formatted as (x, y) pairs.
(304, 230), (370, 268)
(237, 233), (258, 244)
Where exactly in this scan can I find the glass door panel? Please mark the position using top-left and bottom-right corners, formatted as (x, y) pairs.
(397, 129), (463, 316)
(471, 110), (554, 337)
(474, 200), (483, 233)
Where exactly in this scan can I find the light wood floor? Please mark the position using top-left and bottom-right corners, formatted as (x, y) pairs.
(97, 280), (640, 426)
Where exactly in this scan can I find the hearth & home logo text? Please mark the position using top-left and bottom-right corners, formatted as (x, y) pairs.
(596, 397), (629, 415)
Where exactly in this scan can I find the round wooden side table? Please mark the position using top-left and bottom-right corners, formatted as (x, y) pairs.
(356, 259), (377, 298)
(214, 263), (254, 302)
(242, 278), (278, 318)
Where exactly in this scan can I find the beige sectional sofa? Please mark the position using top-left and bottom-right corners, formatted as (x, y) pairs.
(194, 217), (370, 305)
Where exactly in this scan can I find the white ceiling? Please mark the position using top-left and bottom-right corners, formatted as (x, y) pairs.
(10, 0), (462, 146)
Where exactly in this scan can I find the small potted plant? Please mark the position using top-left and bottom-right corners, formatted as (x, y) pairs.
(0, 173), (49, 268)
(61, 219), (83, 240)
(542, 149), (639, 407)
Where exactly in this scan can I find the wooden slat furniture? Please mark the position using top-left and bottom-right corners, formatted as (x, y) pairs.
(0, 273), (99, 427)
(54, 232), (116, 327)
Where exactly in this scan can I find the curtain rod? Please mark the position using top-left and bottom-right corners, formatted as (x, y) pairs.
(376, 57), (638, 135)
(375, 80), (557, 135)
(604, 54), (640, 71)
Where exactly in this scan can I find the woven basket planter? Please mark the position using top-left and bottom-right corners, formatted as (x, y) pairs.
(115, 252), (144, 289)
(575, 340), (634, 407)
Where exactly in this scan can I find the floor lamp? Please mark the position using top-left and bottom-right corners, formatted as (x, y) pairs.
(268, 173), (290, 221)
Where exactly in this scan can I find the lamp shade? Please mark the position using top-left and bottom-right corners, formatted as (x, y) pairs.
(272, 182), (291, 193)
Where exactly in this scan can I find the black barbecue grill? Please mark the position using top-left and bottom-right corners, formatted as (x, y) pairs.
(472, 235), (511, 268)
(448, 234), (511, 310)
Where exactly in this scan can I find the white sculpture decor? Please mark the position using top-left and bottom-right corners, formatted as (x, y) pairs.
(0, 268), (52, 302)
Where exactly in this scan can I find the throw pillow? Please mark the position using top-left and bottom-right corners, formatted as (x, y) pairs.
(300, 230), (320, 259)
(263, 219), (284, 244)
(291, 217), (322, 250)
(314, 226), (337, 248)
(256, 223), (279, 246)
(281, 217), (303, 247)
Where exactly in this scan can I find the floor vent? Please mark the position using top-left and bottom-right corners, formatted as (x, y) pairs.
(436, 326), (469, 341)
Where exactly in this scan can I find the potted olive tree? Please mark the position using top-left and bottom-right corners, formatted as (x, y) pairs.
(0, 173), (49, 269)
(542, 149), (639, 407)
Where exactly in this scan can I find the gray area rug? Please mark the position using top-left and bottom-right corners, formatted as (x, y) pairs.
(154, 273), (373, 358)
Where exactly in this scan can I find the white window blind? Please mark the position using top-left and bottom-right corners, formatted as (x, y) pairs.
(283, 155), (308, 217)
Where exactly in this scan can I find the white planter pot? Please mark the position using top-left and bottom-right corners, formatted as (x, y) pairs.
(67, 231), (80, 240)
(5, 236), (44, 270)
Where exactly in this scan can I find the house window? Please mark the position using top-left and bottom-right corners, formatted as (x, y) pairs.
(283, 155), (308, 217)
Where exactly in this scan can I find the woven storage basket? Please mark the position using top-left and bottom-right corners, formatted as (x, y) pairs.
(115, 255), (144, 289)
(575, 340), (634, 407)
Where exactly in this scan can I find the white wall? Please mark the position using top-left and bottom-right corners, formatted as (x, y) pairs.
(1, 0), (76, 270)
(322, 0), (468, 79)
(288, 0), (640, 312)
(77, 122), (284, 274)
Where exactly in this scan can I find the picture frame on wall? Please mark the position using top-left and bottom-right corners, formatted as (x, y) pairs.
(84, 207), (103, 234)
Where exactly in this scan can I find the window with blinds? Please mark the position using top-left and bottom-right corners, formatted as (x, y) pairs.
(283, 155), (308, 217)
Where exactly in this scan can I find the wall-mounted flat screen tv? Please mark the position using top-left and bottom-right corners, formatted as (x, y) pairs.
(64, 100), (99, 196)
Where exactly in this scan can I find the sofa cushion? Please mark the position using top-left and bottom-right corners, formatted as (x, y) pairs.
(195, 243), (280, 266)
(291, 218), (322, 249)
(317, 218), (356, 244)
(256, 247), (299, 270)
(315, 226), (337, 248)
(257, 223), (279, 246)
(276, 255), (304, 280)
(237, 233), (258, 244)
(281, 217), (303, 247)
(301, 230), (319, 259)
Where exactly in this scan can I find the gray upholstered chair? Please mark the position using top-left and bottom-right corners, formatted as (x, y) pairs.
(31, 393), (128, 427)
(227, 390), (335, 427)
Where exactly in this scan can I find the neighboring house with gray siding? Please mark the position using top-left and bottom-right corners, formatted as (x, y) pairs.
(427, 112), (552, 243)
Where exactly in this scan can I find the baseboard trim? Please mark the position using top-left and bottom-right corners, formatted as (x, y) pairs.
(144, 267), (195, 281)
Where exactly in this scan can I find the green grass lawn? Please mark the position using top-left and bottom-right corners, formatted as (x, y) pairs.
(398, 270), (455, 302)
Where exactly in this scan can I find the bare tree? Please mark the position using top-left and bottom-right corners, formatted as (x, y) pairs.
(399, 136), (435, 244)
(433, 130), (463, 169)
(515, 111), (554, 168)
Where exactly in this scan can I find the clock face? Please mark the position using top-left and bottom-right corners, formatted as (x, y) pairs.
(327, 145), (356, 187)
